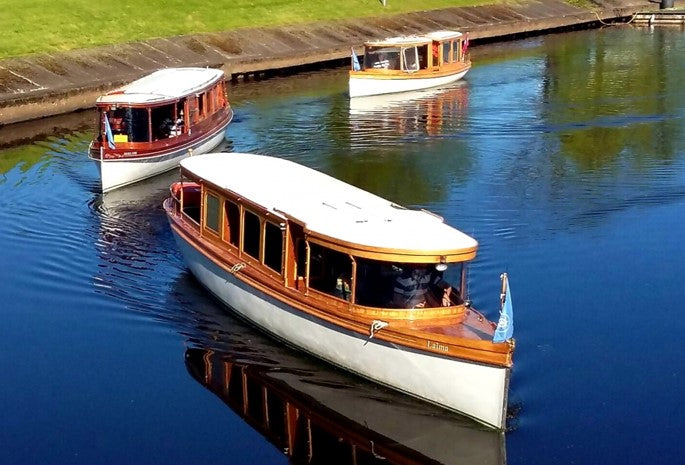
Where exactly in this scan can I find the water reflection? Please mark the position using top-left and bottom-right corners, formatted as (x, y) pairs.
(348, 83), (470, 147)
(182, 287), (505, 465)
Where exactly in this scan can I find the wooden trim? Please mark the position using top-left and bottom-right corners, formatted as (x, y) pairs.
(165, 202), (513, 367)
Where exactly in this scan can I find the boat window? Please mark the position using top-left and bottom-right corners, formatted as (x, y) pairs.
(198, 92), (205, 118)
(442, 41), (451, 64)
(121, 107), (149, 143)
(354, 258), (463, 309)
(402, 46), (420, 72)
(224, 200), (240, 247)
(308, 243), (353, 301)
(107, 107), (149, 143)
(150, 104), (176, 140)
(453, 40), (460, 62)
(296, 238), (307, 280)
(243, 210), (261, 259)
(363, 46), (401, 70)
(417, 44), (428, 69)
(204, 193), (220, 234)
(181, 184), (201, 224)
(264, 221), (283, 274)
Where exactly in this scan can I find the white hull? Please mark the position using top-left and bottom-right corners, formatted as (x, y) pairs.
(349, 69), (469, 98)
(94, 123), (228, 192)
(172, 228), (509, 429)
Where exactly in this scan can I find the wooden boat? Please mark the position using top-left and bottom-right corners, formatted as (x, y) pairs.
(349, 30), (471, 98)
(163, 152), (515, 429)
(88, 67), (233, 192)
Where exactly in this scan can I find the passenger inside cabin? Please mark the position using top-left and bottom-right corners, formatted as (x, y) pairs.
(171, 110), (184, 136)
(392, 267), (432, 308)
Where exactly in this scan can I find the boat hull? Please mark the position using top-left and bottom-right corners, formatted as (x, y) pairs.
(170, 224), (509, 429)
(349, 69), (469, 98)
(91, 120), (229, 192)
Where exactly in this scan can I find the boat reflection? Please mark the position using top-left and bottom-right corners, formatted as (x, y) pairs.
(184, 319), (506, 465)
(348, 83), (469, 146)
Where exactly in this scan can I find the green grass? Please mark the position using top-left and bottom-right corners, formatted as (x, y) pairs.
(1, 0), (499, 58)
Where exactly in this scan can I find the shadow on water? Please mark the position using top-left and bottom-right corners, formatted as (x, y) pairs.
(176, 271), (506, 465)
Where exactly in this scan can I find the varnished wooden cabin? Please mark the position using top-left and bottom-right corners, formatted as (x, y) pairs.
(164, 152), (514, 429)
(88, 67), (233, 192)
(349, 30), (471, 98)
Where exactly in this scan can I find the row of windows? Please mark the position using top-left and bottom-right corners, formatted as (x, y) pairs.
(199, 189), (464, 309)
(204, 192), (283, 274)
(441, 40), (462, 64)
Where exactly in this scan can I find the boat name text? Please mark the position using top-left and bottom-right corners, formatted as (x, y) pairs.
(427, 340), (449, 352)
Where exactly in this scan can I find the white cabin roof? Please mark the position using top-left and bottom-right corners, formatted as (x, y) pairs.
(96, 67), (224, 105)
(181, 153), (478, 257)
(365, 30), (463, 48)
(426, 30), (463, 41)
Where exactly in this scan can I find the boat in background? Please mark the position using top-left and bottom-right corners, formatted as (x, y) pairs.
(88, 67), (233, 192)
(349, 30), (471, 98)
(164, 152), (515, 429)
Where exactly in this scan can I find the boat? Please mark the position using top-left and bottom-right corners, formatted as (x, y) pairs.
(163, 152), (515, 430)
(88, 67), (233, 192)
(349, 30), (471, 98)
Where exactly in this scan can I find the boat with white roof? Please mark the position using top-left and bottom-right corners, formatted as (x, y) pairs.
(163, 152), (515, 429)
(349, 30), (471, 98)
(88, 67), (233, 192)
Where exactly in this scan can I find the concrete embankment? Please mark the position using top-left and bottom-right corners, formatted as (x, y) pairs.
(0, 0), (657, 125)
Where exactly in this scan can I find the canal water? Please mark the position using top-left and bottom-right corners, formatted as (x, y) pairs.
(1, 26), (683, 464)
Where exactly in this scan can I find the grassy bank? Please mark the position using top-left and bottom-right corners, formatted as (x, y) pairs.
(1, 0), (497, 58)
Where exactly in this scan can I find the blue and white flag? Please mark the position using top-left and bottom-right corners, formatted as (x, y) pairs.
(351, 47), (361, 72)
(493, 274), (514, 343)
(103, 112), (116, 149)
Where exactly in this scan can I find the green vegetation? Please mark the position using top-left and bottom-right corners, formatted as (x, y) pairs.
(1, 0), (498, 58)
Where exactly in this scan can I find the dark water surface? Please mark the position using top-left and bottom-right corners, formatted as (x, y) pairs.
(1, 27), (684, 464)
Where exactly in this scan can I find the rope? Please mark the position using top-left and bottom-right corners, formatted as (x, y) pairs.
(593, 10), (639, 26)
(228, 262), (246, 274)
(368, 320), (389, 339)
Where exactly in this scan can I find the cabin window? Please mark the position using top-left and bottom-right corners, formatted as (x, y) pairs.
(364, 46), (401, 70)
(308, 243), (353, 301)
(181, 185), (201, 224)
(224, 200), (240, 247)
(442, 42), (451, 64)
(264, 221), (283, 273)
(296, 238), (307, 280)
(417, 44), (428, 69)
(198, 92), (205, 118)
(204, 193), (220, 234)
(354, 258), (463, 309)
(453, 40), (460, 62)
(402, 47), (419, 72)
(107, 107), (149, 143)
(243, 210), (261, 259)
(150, 103), (177, 140)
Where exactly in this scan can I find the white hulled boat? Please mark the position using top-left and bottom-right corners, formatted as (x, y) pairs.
(164, 152), (515, 429)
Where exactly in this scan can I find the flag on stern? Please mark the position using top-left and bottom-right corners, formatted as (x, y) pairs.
(104, 112), (116, 150)
(493, 273), (514, 343)
(351, 47), (361, 71)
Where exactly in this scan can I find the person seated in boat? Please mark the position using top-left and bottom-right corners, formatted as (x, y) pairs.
(158, 117), (174, 139)
(170, 110), (184, 136)
(392, 267), (431, 309)
(428, 277), (453, 307)
(334, 273), (351, 301)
